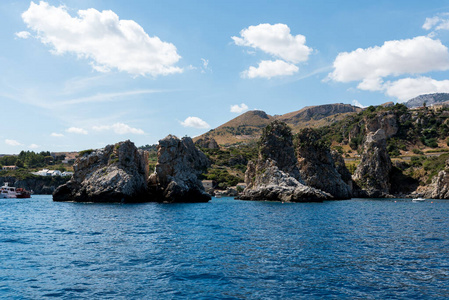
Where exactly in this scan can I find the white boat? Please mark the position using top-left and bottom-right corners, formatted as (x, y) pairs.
(0, 183), (31, 198)
(412, 197), (426, 202)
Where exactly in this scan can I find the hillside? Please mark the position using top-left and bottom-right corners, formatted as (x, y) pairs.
(196, 103), (361, 146)
(405, 93), (449, 108)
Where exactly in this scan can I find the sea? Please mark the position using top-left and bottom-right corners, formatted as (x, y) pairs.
(1, 196), (449, 299)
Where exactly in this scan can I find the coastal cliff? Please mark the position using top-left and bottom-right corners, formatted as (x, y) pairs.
(239, 121), (331, 202)
(296, 128), (352, 199)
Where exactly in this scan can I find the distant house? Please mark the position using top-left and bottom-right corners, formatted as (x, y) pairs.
(61, 171), (73, 177)
(32, 169), (69, 177)
(48, 170), (62, 177)
(202, 180), (215, 190)
(2, 165), (18, 171)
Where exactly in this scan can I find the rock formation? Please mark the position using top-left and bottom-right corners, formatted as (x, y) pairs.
(194, 137), (219, 149)
(423, 159), (449, 199)
(148, 135), (211, 203)
(239, 121), (331, 202)
(296, 128), (352, 199)
(352, 129), (392, 197)
(53, 140), (149, 203)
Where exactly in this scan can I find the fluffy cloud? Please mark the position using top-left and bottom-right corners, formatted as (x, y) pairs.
(15, 31), (31, 39)
(5, 139), (23, 146)
(233, 23), (311, 79)
(66, 127), (88, 135)
(230, 103), (249, 114)
(22, 1), (182, 76)
(180, 117), (210, 129)
(384, 77), (449, 101)
(423, 13), (449, 31)
(232, 23), (312, 63)
(241, 60), (299, 79)
(92, 123), (145, 135)
(329, 36), (449, 84)
(328, 36), (449, 100)
(29, 144), (40, 149)
(51, 132), (64, 137)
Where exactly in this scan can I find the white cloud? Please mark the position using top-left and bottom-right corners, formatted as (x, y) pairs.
(329, 36), (449, 84)
(230, 103), (249, 114)
(352, 100), (367, 108)
(232, 23), (312, 63)
(180, 117), (210, 129)
(5, 139), (23, 146)
(51, 132), (64, 137)
(22, 1), (182, 76)
(92, 123), (145, 135)
(423, 13), (449, 32)
(15, 31), (31, 39)
(384, 77), (449, 102)
(29, 144), (40, 149)
(242, 60), (299, 79)
(66, 127), (88, 135)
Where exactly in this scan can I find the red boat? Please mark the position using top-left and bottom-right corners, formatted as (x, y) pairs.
(0, 183), (31, 198)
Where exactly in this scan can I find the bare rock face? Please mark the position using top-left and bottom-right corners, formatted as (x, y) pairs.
(53, 140), (149, 203)
(296, 128), (352, 199)
(352, 129), (392, 197)
(148, 135), (211, 203)
(423, 159), (449, 199)
(240, 121), (331, 202)
(365, 111), (398, 138)
(194, 137), (219, 149)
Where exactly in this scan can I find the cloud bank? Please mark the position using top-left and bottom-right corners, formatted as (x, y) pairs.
(230, 103), (249, 114)
(21, 1), (182, 76)
(92, 123), (145, 135)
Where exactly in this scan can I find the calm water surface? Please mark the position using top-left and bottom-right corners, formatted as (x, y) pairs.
(1, 196), (449, 299)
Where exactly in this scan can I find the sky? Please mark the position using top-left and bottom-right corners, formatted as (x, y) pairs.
(2, 0), (449, 153)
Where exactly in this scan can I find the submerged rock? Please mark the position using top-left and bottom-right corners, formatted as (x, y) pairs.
(148, 135), (211, 203)
(53, 140), (149, 203)
(296, 128), (352, 199)
(240, 121), (331, 202)
(352, 129), (392, 197)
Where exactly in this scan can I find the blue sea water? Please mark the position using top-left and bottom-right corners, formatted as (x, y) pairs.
(1, 196), (449, 299)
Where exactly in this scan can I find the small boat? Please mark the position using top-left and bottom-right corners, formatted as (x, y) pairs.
(0, 183), (31, 198)
(412, 197), (426, 202)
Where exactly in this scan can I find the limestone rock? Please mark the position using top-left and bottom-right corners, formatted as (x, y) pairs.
(240, 121), (331, 202)
(365, 111), (398, 138)
(149, 135), (211, 203)
(296, 128), (352, 199)
(352, 129), (392, 197)
(53, 140), (149, 203)
(423, 159), (449, 199)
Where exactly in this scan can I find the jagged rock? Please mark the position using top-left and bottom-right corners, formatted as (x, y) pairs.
(331, 150), (352, 185)
(53, 140), (149, 203)
(258, 120), (301, 181)
(352, 129), (392, 197)
(240, 159), (331, 202)
(423, 159), (449, 199)
(295, 128), (352, 199)
(194, 137), (219, 149)
(365, 111), (398, 138)
(240, 121), (331, 202)
(148, 135), (211, 203)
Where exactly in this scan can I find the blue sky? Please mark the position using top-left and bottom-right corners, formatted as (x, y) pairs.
(2, 0), (449, 153)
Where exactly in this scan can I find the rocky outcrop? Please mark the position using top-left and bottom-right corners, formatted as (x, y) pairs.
(422, 159), (449, 199)
(352, 129), (392, 197)
(194, 137), (219, 149)
(53, 140), (149, 203)
(296, 128), (352, 199)
(148, 135), (211, 203)
(365, 111), (398, 138)
(239, 121), (331, 202)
